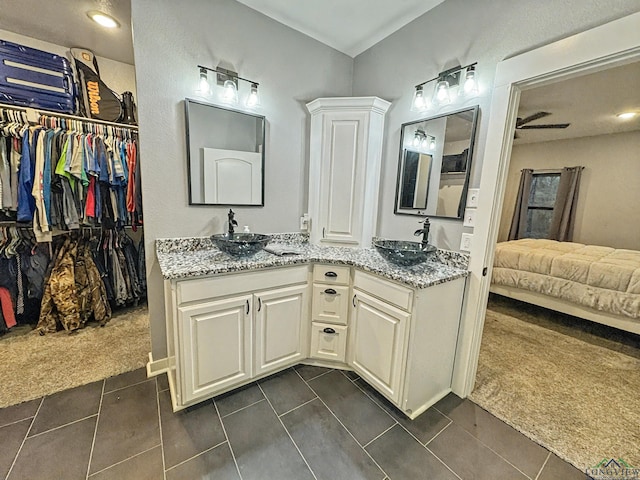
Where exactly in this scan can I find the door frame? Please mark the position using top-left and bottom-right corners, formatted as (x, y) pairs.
(452, 12), (640, 396)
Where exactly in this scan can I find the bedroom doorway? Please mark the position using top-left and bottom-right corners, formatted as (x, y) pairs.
(452, 12), (640, 472)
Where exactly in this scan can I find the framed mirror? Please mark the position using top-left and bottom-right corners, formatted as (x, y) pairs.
(185, 98), (265, 205)
(394, 105), (479, 219)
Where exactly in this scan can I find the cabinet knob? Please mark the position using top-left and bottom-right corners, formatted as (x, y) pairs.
(324, 288), (337, 295)
(324, 271), (338, 278)
(322, 327), (336, 334)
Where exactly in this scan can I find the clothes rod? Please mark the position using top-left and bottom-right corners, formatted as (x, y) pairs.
(0, 102), (139, 130)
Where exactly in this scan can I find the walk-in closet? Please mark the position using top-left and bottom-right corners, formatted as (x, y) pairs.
(0, 23), (149, 406)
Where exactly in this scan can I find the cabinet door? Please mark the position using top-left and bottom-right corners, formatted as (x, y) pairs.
(255, 284), (309, 376)
(318, 111), (367, 245)
(178, 295), (252, 404)
(349, 290), (410, 404)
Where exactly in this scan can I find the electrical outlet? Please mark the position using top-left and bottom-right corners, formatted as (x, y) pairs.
(460, 233), (473, 252)
(467, 188), (479, 208)
(463, 209), (476, 227)
(300, 213), (310, 231)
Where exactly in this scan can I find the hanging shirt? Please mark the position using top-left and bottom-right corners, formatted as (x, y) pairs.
(31, 128), (52, 242)
(17, 129), (35, 222)
(0, 139), (12, 209)
(10, 137), (20, 211)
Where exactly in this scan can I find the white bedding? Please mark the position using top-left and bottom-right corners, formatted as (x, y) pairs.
(492, 239), (640, 320)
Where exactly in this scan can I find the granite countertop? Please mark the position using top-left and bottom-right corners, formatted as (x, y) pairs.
(156, 233), (469, 289)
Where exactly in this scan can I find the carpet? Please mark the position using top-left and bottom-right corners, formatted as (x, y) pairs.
(470, 304), (640, 471)
(0, 305), (151, 408)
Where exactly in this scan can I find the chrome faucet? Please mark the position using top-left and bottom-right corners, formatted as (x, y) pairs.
(414, 217), (430, 248)
(227, 209), (238, 236)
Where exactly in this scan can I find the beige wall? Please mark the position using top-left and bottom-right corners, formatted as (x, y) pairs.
(498, 131), (640, 249)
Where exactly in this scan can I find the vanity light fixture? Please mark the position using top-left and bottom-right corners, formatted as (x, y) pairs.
(412, 62), (478, 112)
(196, 65), (260, 108)
(413, 129), (426, 147)
(87, 11), (120, 29)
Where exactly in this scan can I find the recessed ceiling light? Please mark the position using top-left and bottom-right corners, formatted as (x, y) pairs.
(87, 10), (120, 29)
(616, 111), (637, 120)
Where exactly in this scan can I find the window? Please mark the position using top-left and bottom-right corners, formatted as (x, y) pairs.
(524, 173), (560, 238)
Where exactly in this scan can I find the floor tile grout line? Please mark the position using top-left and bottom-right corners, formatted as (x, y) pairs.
(4, 396), (44, 480)
(25, 412), (99, 439)
(362, 423), (397, 449)
(436, 419), (535, 480)
(155, 378), (167, 480)
(534, 452), (552, 480)
(87, 444), (162, 478)
(423, 418), (453, 447)
(213, 399), (243, 480)
(163, 439), (228, 472)
(256, 382), (319, 480)
(85, 379), (105, 480)
(103, 377), (155, 395)
(278, 396), (319, 418)
(220, 398), (266, 419)
(349, 376), (401, 424)
(423, 445), (464, 480)
(295, 369), (390, 479)
(0, 415), (37, 429)
(297, 367), (334, 383)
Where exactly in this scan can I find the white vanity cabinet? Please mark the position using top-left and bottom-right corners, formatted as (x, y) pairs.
(165, 266), (309, 409)
(309, 265), (351, 363)
(306, 97), (391, 247)
(349, 270), (466, 419)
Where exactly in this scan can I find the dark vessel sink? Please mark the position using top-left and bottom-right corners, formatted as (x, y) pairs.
(373, 239), (436, 267)
(210, 233), (272, 257)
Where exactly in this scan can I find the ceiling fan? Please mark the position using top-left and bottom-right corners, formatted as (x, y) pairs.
(514, 111), (570, 138)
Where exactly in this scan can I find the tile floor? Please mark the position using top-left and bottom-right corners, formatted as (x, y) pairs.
(0, 365), (588, 480)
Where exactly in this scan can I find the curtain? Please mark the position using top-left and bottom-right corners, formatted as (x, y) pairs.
(508, 169), (533, 240)
(548, 166), (583, 241)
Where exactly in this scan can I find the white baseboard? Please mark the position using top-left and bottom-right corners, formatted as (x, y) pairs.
(146, 352), (170, 377)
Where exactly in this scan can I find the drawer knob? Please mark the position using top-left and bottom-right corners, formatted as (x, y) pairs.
(324, 288), (337, 295)
(324, 271), (338, 278)
(322, 327), (336, 334)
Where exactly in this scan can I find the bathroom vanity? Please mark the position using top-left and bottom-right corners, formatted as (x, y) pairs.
(157, 236), (468, 419)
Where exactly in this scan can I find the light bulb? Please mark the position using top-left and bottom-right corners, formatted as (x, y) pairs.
(420, 137), (428, 149)
(198, 69), (210, 94)
(87, 11), (120, 28)
(462, 67), (478, 96)
(433, 80), (451, 105)
(617, 111), (637, 120)
(222, 79), (238, 103)
(413, 86), (426, 110)
(412, 134), (421, 147)
(429, 136), (436, 150)
(246, 83), (259, 107)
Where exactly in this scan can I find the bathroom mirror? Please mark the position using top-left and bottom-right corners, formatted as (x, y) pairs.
(395, 105), (479, 219)
(185, 98), (265, 205)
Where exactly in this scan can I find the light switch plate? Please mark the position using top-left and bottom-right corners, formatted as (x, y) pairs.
(467, 188), (479, 208)
(463, 209), (476, 227)
(460, 233), (473, 252)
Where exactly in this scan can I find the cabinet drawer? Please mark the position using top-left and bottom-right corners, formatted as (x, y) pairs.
(176, 266), (309, 304)
(353, 270), (413, 312)
(312, 264), (350, 285)
(312, 284), (350, 325)
(310, 322), (348, 363)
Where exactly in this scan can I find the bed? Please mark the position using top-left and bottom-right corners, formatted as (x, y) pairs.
(490, 239), (640, 334)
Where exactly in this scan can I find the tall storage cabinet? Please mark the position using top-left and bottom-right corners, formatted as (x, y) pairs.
(306, 97), (391, 247)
